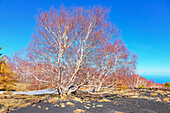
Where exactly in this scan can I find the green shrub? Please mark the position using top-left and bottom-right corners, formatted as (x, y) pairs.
(138, 85), (145, 89)
(164, 82), (170, 88)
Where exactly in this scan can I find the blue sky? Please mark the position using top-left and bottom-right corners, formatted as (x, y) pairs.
(0, 0), (170, 82)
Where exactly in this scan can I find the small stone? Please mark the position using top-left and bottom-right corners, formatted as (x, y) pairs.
(142, 96), (149, 100)
(54, 104), (59, 107)
(74, 97), (82, 102)
(48, 99), (57, 104)
(131, 96), (138, 98)
(74, 109), (85, 113)
(84, 106), (90, 109)
(66, 102), (74, 106)
(32, 99), (40, 104)
(37, 105), (41, 108)
(32, 104), (36, 107)
(60, 103), (65, 107)
(86, 104), (91, 106)
(150, 93), (158, 96)
(98, 98), (111, 102)
(96, 104), (103, 107)
(44, 100), (47, 103)
(114, 101), (118, 105)
(163, 97), (169, 102)
(86, 101), (90, 103)
(115, 111), (125, 113)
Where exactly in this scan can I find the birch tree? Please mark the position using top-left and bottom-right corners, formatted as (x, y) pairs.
(25, 6), (120, 95)
(13, 6), (137, 95)
(85, 39), (137, 93)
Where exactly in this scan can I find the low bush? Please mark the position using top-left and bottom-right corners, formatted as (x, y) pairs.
(164, 82), (170, 88)
(0, 47), (17, 91)
(138, 85), (145, 89)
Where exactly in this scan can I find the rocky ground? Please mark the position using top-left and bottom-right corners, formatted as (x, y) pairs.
(0, 88), (169, 113)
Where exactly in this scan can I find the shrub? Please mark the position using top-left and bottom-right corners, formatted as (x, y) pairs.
(164, 82), (170, 88)
(0, 47), (17, 91)
(138, 85), (145, 89)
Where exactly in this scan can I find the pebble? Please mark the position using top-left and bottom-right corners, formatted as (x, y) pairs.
(66, 102), (75, 106)
(60, 103), (65, 107)
(150, 93), (158, 96)
(74, 109), (85, 113)
(37, 105), (41, 108)
(96, 104), (103, 107)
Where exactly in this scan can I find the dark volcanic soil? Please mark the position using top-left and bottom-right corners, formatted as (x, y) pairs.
(9, 97), (170, 113)
(1, 88), (169, 113)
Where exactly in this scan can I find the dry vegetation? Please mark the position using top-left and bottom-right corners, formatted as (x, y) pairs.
(0, 87), (169, 112)
(4, 6), (137, 94)
(0, 93), (50, 113)
(1, 6), (166, 95)
(0, 5), (169, 113)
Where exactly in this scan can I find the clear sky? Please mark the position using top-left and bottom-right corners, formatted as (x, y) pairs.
(0, 0), (170, 81)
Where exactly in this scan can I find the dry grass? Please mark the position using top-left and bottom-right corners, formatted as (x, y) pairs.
(1, 87), (169, 112)
(0, 94), (49, 112)
(98, 98), (111, 102)
(0, 83), (32, 91)
(12, 83), (31, 91)
(0, 83), (48, 113)
(48, 94), (83, 104)
(2, 92), (13, 95)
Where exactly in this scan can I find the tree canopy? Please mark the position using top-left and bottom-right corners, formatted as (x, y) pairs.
(11, 6), (137, 95)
